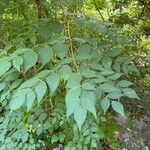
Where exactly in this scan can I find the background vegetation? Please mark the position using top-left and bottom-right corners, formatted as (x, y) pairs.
(0, 0), (149, 149)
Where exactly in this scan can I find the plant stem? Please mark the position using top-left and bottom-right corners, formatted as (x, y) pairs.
(67, 20), (79, 71)
(93, 0), (105, 21)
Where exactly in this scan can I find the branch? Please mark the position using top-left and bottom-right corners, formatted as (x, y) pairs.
(35, 0), (42, 19)
(93, 0), (105, 21)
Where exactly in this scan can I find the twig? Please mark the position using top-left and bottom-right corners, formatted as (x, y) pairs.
(67, 20), (79, 71)
(93, 0), (105, 21)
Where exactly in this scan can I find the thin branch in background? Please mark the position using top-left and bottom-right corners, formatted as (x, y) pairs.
(93, 0), (105, 21)
(35, 0), (42, 19)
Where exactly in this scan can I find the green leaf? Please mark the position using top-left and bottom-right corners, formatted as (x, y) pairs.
(36, 126), (43, 136)
(13, 56), (23, 72)
(76, 43), (92, 60)
(113, 62), (121, 73)
(92, 75), (106, 83)
(74, 105), (87, 130)
(101, 97), (110, 114)
(101, 55), (112, 69)
(23, 50), (38, 71)
(34, 81), (47, 103)
(11, 79), (22, 89)
(91, 140), (97, 148)
(0, 81), (6, 91)
(107, 48), (122, 57)
(66, 73), (82, 89)
(90, 62), (103, 71)
(52, 42), (69, 59)
(81, 96), (97, 118)
(26, 89), (36, 108)
(65, 87), (81, 117)
(95, 87), (102, 100)
(51, 135), (58, 143)
(10, 88), (30, 110)
(123, 88), (140, 99)
(123, 63), (139, 75)
(108, 91), (123, 99)
(100, 69), (114, 76)
(108, 73), (122, 80)
(36, 45), (53, 66)
(59, 65), (72, 81)
(35, 70), (51, 78)
(82, 81), (95, 90)
(81, 69), (98, 78)
(37, 23), (51, 39)
(0, 90), (10, 102)
(0, 61), (11, 77)
(59, 134), (65, 142)
(43, 122), (51, 130)
(111, 101), (125, 116)
(46, 73), (60, 94)
(117, 80), (133, 87)
(99, 83), (120, 93)
(13, 88), (31, 98)
(19, 77), (40, 89)
(81, 90), (96, 102)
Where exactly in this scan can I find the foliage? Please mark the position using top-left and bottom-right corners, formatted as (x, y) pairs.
(0, 0), (148, 149)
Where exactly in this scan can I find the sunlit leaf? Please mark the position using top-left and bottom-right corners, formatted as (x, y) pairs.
(101, 97), (110, 114)
(46, 73), (60, 94)
(74, 105), (87, 130)
(117, 80), (133, 87)
(52, 42), (69, 59)
(34, 81), (47, 103)
(123, 88), (140, 99)
(19, 78), (40, 89)
(99, 82), (120, 93)
(65, 87), (81, 117)
(13, 56), (23, 72)
(111, 101), (125, 117)
(0, 60), (11, 76)
(23, 50), (38, 71)
(108, 91), (123, 99)
(26, 89), (36, 108)
(10, 88), (31, 110)
(81, 96), (96, 118)
(36, 45), (53, 66)
(66, 73), (82, 89)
